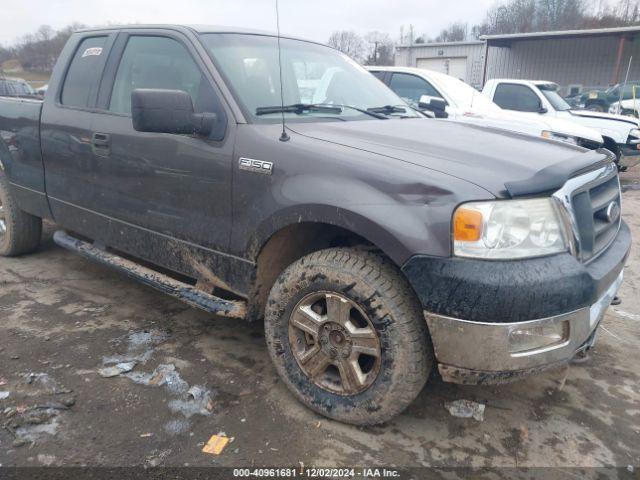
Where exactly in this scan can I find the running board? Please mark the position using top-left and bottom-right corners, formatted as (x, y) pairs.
(53, 231), (246, 319)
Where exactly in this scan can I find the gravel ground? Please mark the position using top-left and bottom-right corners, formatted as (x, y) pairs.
(0, 170), (638, 471)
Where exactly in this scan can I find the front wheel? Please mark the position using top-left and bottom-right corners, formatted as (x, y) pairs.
(0, 169), (42, 256)
(264, 248), (432, 425)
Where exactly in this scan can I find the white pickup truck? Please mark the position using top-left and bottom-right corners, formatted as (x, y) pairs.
(483, 79), (640, 170)
(609, 98), (640, 118)
(368, 67), (603, 150)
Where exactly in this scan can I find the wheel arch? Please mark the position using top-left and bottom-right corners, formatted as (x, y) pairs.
(602, 136), (621, 160)
(245, 207), (415, 321)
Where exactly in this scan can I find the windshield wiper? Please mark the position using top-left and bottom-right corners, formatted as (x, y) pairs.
(320, 103), (388, 119)
(256, 103), (343, 116)
(256, 102), (389, 120)
(367, 105), (408, 116)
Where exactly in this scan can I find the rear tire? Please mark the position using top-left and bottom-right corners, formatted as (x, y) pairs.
(0, 169), (42, 256)
(264, 247), (432, 425)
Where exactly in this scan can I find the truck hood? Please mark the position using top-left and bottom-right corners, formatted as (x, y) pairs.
(289, 118), (610, 197)
(537, 116), (604, 144)
(567, 109), (639, 127)
(455, 107), (603, 144)
(616, 99), (640, 108)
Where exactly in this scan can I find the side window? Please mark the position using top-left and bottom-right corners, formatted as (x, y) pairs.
(389, 73), (441, 105)
(109, 36), (218, 114)
(493, 83), (541, 112)
(61, 36), (108, 108)
(370, 71), (386, 82)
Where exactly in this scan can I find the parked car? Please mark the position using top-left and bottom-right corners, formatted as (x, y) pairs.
(575, 82), (640, 112)
(0, 77), (37, 99)
(609, 98), (640, 118)
(368, 67), (603, 150)
(0, 26), (630, 425)
(483, 79), (640, 170)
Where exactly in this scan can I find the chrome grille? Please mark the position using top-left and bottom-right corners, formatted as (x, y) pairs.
(553, 163), (621, 263)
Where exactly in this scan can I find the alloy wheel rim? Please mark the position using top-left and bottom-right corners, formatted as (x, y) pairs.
(288, 291), (381, 395)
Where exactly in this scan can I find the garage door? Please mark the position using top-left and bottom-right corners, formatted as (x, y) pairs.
(416, 57), (467, 81)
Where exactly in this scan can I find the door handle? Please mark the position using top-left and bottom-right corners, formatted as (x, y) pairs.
(91, 132), (111, 156)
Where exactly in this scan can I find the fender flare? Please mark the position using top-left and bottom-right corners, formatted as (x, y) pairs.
(247, 204), (420, 267)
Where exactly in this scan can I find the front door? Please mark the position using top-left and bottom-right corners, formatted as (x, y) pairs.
(88, 32), (237, 281)
(491, 82), (548, 120)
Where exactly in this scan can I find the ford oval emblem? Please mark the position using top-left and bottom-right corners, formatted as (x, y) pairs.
(605, 201), (620, 223)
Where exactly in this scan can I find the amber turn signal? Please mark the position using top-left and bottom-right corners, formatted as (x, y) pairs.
(454, 207), (483, 242)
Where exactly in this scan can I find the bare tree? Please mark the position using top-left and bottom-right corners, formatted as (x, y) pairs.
(433, 22), (470, 42)
(364, 31), (395, 65)
(7, 23), (86, 72)
(0, 46), (11, 67)
(327, 31), (366, 62)
(472, 0), (640, 37)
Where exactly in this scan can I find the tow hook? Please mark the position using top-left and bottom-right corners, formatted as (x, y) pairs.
(611, 296), (622, 306)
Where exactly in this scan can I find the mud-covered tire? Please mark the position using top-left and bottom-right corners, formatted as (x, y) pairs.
(0, 170), (42, 256)
(264, 247), (432, 425)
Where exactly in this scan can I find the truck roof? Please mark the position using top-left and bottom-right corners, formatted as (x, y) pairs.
(488, 78), (555, 85)
(75, 24), (321, 45)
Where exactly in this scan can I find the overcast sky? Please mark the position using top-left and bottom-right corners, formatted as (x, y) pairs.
(1, 0), (495, 45)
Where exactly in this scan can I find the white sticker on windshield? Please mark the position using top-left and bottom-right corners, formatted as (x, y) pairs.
(82, 47), (103, 58)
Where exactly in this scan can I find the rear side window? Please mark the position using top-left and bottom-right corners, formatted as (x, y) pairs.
(389, 73), (441, 105)
(61, 36), (108, 108)
(493, 83), (541, 112)
(370, 71), (386, 81)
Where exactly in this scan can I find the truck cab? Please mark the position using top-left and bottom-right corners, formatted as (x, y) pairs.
(483, 78), (640, 169)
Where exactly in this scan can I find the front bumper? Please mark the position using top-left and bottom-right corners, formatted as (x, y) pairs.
(427, 269), (623, 384)
(402, 221), (631, 385)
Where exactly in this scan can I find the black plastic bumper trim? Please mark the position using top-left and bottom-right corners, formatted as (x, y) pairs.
(401, 221), (631, 323)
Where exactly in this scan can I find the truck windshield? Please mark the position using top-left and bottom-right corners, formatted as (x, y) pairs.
(537, 84), (571, 111)
(199, 33), (417, 122)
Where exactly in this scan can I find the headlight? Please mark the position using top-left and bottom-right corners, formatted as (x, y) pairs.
(629, 128), (640, 139)
(453, 198), (569, 259)
(541, 130), (578, 145)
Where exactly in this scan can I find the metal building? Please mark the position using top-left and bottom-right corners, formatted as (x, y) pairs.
(482, 26), (640, 95)
(394, 26), (640, 94)
(394, 41), (486, 88)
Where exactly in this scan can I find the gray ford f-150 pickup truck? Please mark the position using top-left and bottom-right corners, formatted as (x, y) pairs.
(0, 25), (631, 425)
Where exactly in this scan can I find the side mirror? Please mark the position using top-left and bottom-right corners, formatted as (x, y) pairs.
(131, 89), (216, 136)
(418, 95), (448, 118)
(538, 105), (548, 114)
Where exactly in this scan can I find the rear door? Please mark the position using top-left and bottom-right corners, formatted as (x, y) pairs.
(41, 33), (117, 228)
(88, 29), (236, 264)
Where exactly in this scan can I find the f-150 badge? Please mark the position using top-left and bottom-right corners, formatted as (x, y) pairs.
(239, 158), (273, 175)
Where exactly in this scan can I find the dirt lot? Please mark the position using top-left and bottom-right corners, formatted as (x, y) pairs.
(0, 172), (639, 472)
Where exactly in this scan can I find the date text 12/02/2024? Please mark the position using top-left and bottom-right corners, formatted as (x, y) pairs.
(232, 468), (400, 477)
